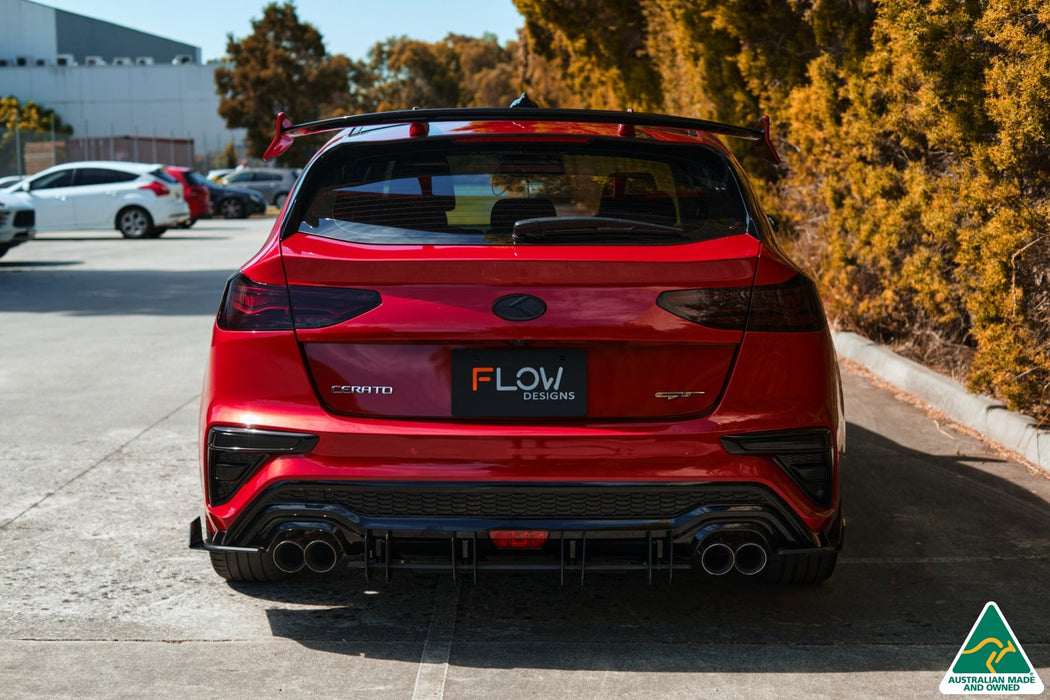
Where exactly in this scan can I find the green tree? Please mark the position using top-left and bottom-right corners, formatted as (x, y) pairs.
(215, 2), (352, 165)
(360, 33), (520, 111)
(0, 97), (72, 173)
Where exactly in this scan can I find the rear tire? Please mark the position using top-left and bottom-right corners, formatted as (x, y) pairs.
(116, 206), (154, 238)
(209, 549), (289, 582)
(762, 549), (837, 585)
(0, 243), (11, 259)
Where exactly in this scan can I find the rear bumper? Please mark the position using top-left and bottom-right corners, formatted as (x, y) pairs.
(190, 480), (843, 580)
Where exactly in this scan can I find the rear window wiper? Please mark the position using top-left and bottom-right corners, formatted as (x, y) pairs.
(511, 217), (689, 244)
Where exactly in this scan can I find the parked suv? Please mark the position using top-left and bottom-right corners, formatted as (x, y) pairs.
(3, 161), (189, 238)
(0, 192), (35, 258)
(190, 103), (844, 586)
(221, 167), (298, 207)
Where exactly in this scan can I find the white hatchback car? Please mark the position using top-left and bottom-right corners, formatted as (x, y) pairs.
(3, 161), (190, 238)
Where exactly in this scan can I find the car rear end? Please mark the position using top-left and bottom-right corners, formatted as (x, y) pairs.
(0, 193), (35, 256)
(191, 109), (843, 585)
(167, 167), (213, 223)
(126, 165), (190, 230)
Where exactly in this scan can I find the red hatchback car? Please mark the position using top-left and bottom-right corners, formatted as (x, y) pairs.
(190, 103), (844, 585)
(166, 166), (212, 226)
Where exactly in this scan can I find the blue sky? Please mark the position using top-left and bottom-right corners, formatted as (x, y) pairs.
(38, 1), (525, 62)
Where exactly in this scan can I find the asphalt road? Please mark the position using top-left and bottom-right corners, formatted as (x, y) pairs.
(1, 219), (1048, 699)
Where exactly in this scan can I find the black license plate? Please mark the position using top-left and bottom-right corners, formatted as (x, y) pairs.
(452, 349), (587, 417)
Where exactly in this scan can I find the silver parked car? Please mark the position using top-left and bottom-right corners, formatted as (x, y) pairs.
(3, 161), (190, 238)
(220, 167), (299, 207)
(0, 192), (35, 258)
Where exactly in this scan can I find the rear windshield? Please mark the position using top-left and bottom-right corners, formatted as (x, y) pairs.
(294, 139), (751, 245)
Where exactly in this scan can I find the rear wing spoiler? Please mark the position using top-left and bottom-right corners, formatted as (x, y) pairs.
(263, 108), (781, 165)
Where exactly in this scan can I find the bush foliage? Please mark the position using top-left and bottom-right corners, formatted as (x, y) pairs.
(516, 0), (1050, 418)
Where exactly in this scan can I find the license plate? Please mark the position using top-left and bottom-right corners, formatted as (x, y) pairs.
(452, 349), (587, 417)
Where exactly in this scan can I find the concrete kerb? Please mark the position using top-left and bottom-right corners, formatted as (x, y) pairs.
(833, 331), (1050, 475)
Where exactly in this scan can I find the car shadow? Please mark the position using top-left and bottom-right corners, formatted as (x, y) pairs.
(226, 422), (1050, 673)
(28, 235), (230, 242)
(0, 260), (82, 268)
(0, 267), (230, 316)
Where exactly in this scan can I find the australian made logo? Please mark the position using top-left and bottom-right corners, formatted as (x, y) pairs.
(940, 602), (1044, 695)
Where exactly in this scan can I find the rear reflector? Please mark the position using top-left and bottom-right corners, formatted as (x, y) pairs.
(489, 530), (550, 549)
(217, 273), (381, 331)
(721, 429), (835, 507)
(656, 274), (825, 332)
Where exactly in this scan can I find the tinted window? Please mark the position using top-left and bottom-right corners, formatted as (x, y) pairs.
(296, 140), (749, 245)
(225, 172), (252, 183)
(187, 172), (211, 187)
(29, 169), (75, 190)
(151, 169), (178, 184)
(256, 172), (281, 181)
(75, 168), (138, 186)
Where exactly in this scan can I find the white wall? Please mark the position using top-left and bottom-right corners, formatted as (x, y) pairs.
(0, 63), (246, 157)
(0, 0), (58, 64)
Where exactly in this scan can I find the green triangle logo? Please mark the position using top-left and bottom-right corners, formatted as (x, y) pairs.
(940, 602), (1044, 694)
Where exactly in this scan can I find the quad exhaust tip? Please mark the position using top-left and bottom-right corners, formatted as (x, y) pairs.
(697, 537), (769, 576)
(271, 532), (342, 574)
(272, 538), (306, 574)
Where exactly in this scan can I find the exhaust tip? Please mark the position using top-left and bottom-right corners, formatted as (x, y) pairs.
(303, 537), (339, 574)
(272, 539), (306, 574)
(699, 542), (735, 576)
(733, 541), (768, 575)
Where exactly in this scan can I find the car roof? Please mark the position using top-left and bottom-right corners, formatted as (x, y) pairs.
(35, 161), (164, 174)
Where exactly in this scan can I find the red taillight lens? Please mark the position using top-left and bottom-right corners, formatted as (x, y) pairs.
(217, 273), (382, 331)
(747, 274), (826, 332)
(657, 275), (825, 332)
(218, 273), (294, 330)
(489, 530), (550, 549)
(139, 180), (170, 196)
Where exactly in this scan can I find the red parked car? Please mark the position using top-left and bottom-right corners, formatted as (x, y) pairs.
(165, 166), (212, 226)
(189, 101), (844, 585)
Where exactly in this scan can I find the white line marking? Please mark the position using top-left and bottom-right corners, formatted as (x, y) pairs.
(411, 578), (459, 700)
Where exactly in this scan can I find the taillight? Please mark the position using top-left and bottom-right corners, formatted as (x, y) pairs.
(217, 273), (381, 331)
(656, 274), (825, 332)
(139, 180), (170, 196)
(289, 285), (381, 329)
(218, 273), (293, 330)
(747, 274), (826, 332)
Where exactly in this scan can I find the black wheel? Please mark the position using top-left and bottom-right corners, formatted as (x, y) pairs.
(116, 206), (154, 238)
(209, 549), (289, 582)
(219, 198), (245, 219)
(274, 192), (288, 208)
(762, 549), (838, 584)
(0, 243), (11, 259)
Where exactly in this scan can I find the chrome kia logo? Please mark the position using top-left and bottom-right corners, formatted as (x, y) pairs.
(492, 294), (547, 322)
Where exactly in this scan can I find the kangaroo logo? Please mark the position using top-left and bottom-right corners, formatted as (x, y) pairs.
(940, 602), (1043, 695)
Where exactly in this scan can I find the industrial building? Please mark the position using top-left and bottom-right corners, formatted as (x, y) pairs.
(0, 0), (245, 174)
